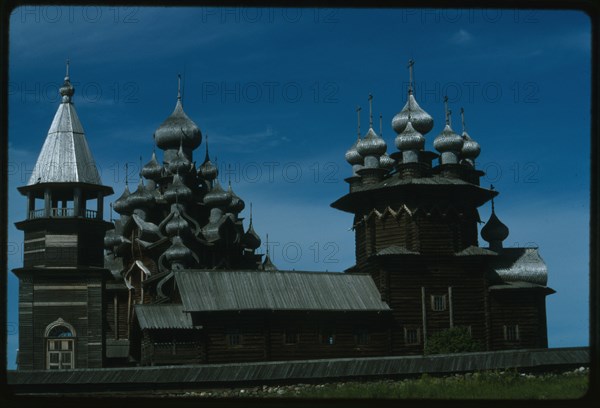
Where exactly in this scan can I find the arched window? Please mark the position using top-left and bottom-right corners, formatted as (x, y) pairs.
(45, 318), (75, 370)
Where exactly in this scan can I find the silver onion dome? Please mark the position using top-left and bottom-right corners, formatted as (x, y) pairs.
(241, 222), (261, 250)
(395, 120), (426, 151)
(227, 183), (245, 213)
(154, 78), (201, 152)
(203, 180), (231, 208)
(168, 143), (192, 175)
(461, 131), (481, 162)
(379, 153), (395, 170)
(392, 93), (434, 135)
(345, 137), (363, 165)
(141, 151), (163, 180)
(356, 128), (387, 157)
(113, 185), (132, 214)
(127, 178), (155, 208)
(165, 209), (190, 237)
(163, 173), (193, 203)
(199, 155), (218, 181)
(164, 235), (194, 268)
(433, 124), (464, 153)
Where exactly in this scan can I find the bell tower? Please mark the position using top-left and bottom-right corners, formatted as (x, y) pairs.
(13, 62), (113, 369)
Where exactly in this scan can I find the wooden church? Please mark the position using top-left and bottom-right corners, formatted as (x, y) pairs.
(13, 61), (554, 370)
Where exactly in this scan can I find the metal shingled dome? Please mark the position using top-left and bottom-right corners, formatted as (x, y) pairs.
(395, 120), (425, 151)
(154, 98), (202, 151)
(392, 93), (434, 135)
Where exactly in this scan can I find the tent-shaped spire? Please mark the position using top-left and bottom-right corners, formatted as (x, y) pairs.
(28, 62), (102, 186)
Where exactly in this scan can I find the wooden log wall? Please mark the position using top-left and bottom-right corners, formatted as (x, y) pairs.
(489, 290), (548, 350)
(151, 312), (394, 365)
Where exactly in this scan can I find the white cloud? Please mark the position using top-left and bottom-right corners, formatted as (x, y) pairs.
(449, 28), (472, 45)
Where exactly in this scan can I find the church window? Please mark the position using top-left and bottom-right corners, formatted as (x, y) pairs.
(45, 319), (75, 370)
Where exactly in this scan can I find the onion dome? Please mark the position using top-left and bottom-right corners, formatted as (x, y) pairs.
(242, 223), (261, 250)
(357, 127), (387, 157)
(392, 60), (434, 135)
(168, 141), (192, 175)
(395, 120), (425, 151)
(127, 178), (155, 208)
(345, 137), (363, 165)
(113, 184), (132, 214)
(392, 94), (434, 135)
(165, 209), (190, 237)
(141, 150), (163, 180)
(163, 173), (193, 204)
(461, 132), (481, 162)
(357, 95), (387, 159)
(379, 153), (395, 170)
(481, 210), (509, 244)
(434, 98), (463, 163)
(459, 109), (480, 164)
(481, 190), (509, 252)
(59, 60), (75, 103)
(261, 233), (278, 271)
(261, 254), (278, 272)
(198, 135), (218, 181)
(154, 75), (201, 152)
(241, 204), (261, 250)
(433, 124), (463, 153)
(227, 182), (245, 213)
(203, 179), (231, 208)
(164, 236), (194, 269)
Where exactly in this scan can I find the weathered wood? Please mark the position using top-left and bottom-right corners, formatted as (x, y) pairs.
(7, 347), (589, 394)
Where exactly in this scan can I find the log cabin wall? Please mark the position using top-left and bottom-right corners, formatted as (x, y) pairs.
(17, 270), (105, 369)
(489, 290), (548, 350)
(363, 257), (489, 355)
(177, 312), (393, 364)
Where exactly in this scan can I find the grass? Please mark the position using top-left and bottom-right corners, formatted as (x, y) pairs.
(289, 371), (589, 399)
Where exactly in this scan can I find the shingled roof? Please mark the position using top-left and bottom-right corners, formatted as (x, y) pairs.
(135, 304), (197, 330)
(28, 89), (102, 186)
(490, 247), (548, 286)
(174, 270), (390, 312)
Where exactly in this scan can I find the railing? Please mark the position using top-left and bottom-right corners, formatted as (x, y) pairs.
(52, 207), (75, 217)
(28, 208), (98, 220)
(29, 209), (46, 219)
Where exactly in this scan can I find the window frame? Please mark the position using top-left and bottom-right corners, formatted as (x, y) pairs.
(404, 327), (421, 345)
(431, 294), (447, 312)
(503, 324), (520, 341)
(44, 318), (76, 370)
(226, 328), (242, 347)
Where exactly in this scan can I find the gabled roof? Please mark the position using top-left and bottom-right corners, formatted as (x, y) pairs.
(134, 304), (197, 330)
(27, 100), (102, 186)
(490, 247), (548, 286)
(175, 270), (390, 312)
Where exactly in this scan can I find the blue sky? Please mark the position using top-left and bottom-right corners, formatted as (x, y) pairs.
(6, 7), (591, 368)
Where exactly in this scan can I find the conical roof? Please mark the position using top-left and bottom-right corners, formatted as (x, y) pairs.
(28, 67), (102, 186)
